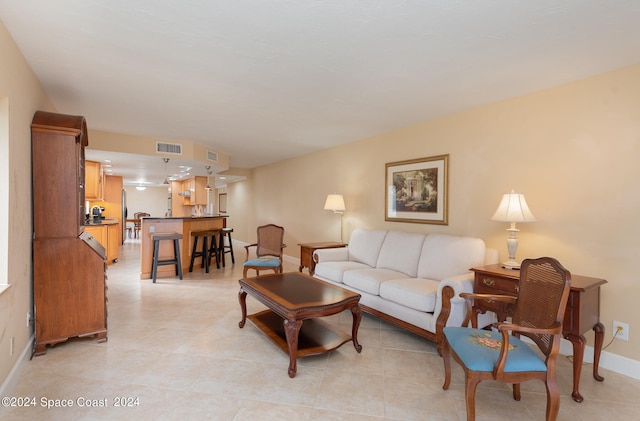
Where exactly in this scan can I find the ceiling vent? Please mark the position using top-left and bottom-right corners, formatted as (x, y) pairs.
(207, 150), (219, 162)
(156, 142), (182, 155)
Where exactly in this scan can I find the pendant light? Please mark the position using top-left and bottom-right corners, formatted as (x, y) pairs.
(205, 166), (212, 190)
(162, 158), (170, 185)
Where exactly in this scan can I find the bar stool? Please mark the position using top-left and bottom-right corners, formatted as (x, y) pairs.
(219, 227), (235, 266)
(151, 232), (183, 283)
(189, 230), (221, 273)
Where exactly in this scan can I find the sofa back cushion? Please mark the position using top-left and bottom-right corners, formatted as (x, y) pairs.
(348, 228), (388, 268)
(417, 234), (486, 280)
(376, 231), (426, 277)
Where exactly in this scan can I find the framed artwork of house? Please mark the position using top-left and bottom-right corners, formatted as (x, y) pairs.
(385, 154), (449, 225)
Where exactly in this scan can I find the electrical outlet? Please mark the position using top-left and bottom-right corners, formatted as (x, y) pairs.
(27, 312), (31, 327)
(613, 320), (629, 341)
(149, 226), (155, 233)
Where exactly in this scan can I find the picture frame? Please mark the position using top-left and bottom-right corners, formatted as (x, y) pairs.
(218, 193), (227, 214)
(385, 154), (449, 225)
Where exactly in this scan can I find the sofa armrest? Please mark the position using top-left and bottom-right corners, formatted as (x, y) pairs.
(434, 273), (475, 325)
(432, 272), (475, 355)
(313, 247), (349, 263)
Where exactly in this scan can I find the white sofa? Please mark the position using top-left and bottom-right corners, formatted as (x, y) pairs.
(313, 228), (498, 352)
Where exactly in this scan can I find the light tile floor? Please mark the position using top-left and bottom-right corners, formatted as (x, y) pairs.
(2, 239), (639, 420)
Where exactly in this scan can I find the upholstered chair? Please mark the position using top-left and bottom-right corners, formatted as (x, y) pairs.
(441, 257), (571, 421)
(243, 224), (286, 278)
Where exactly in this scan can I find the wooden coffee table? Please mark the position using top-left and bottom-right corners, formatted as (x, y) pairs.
(238, 272), (362, 378)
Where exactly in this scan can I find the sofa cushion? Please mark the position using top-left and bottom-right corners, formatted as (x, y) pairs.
(379, 278), (440, 312)
(343, 269), (409, 296)
(314, 261), (372, 283)
(347, 228), (388, 268)
(417, 234), (486, 281)
(375, 231), (426, 277)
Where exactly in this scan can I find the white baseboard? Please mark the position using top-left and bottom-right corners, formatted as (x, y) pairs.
(560, 339), (640, 380)
(0, 334), (34, 397)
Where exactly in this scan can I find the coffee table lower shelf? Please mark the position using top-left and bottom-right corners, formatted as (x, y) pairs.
(248, 309), (354, 359)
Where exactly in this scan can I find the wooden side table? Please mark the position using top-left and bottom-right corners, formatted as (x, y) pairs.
(298, 242), (346, 275)
(470, 264), (607, 403)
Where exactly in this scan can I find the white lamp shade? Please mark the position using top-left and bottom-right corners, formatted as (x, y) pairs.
(491, 191), (536, 223)
(324, 194), (345, 212)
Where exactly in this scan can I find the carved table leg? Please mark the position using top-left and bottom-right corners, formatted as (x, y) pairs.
(238, 288), (247, 328)
(283, 319), (303, 378)
(350, 305), (363, 353)
(565, 332), (586, 403)
(592, 322), (605, 382)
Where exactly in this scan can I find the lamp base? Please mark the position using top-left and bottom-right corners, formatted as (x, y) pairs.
(501, 259), (521, 270)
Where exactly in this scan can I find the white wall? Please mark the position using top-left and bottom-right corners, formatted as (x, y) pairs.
(124, 185), (171, 218)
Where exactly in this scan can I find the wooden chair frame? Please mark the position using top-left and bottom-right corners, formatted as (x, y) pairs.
(243, 224), (286, 277)
(442, 257), (572, 421)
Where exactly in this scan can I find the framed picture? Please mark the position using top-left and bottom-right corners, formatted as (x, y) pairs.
(385, 154), (449, 225)
(218, 193), (227, 213)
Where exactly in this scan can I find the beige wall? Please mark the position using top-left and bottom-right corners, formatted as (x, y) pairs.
(248, 64), (640, 361)
(0, 22), (54, 385)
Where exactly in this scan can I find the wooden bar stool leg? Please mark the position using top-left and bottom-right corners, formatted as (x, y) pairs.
(228, 231), (235, 264)
(174, 238), (183, 280)
(202, 235), (210, 273)
(218, 231), (225, 268)
(212, 235), (220, 269)
(152, 239), (160, 283)
(189, 236), (199, 272)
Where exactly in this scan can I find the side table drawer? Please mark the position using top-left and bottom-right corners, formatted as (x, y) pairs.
(476, 274), (518, 295)
(474, 273), (518, 320)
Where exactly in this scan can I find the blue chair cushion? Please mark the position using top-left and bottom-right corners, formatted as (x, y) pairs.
(244, 257), (281, 268)
(444, 327), (547, 373)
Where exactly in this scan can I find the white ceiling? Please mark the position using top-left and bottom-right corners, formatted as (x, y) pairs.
(2, 1), (640, 181)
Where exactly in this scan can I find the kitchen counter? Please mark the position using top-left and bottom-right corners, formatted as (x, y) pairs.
(85, 218), (119, 226)
(139, 215), (227, 279)
(140, 215), (227, 220)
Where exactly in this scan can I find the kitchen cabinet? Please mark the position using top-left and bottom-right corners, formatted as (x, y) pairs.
(31, 111), (108, 356)
(85, 160), (103, 200)
(107, 224), (119, 263)
(101, 174), (123, 245)
(181, 178), (194, 205)
(84, 223), (119, 264)
(181, 176), (208, 206)
(84, 225), (106, 246)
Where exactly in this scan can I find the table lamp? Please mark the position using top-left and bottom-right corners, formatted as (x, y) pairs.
(324, 194), (345, 243)
(491, 190), (536, 269)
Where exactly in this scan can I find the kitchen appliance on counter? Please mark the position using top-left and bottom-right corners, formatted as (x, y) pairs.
(91, 205), (105, 222)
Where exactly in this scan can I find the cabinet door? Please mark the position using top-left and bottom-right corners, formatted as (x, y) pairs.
(85, 160), (103, 200)
(193, 176), (208, 205)
(84, 226), (106, 248)
(32, 129), (84, 238)
(107, 224), (119, 263)
(181, 178), (195, 205)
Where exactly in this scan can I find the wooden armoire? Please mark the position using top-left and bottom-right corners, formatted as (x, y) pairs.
(31, 111), (107, 356)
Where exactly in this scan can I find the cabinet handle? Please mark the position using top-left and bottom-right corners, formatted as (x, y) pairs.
(482, 278), (495, 287)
